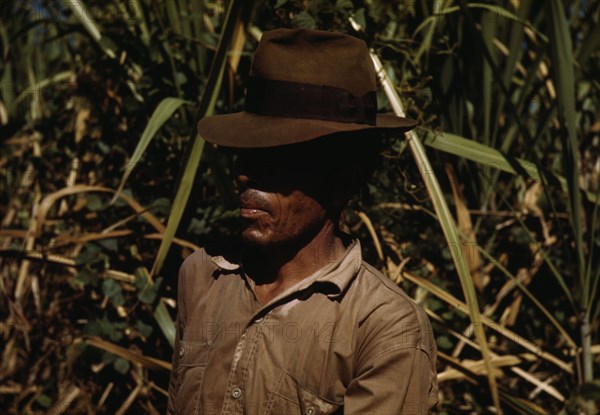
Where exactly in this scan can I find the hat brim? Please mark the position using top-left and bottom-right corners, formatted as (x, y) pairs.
(197, 112), (417, 148)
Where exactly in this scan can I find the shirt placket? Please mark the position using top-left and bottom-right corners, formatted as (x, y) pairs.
(219, 310), (272, 415)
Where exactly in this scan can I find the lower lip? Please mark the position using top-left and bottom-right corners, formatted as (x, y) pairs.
(240, 208), (268, 218)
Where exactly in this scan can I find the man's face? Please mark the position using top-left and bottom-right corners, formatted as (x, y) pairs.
(233, 144), (334, 248)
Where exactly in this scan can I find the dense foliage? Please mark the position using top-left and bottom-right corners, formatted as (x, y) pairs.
(1, 0), (599, 413)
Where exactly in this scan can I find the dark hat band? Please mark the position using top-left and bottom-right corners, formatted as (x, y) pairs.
(244, 76), (377, 125)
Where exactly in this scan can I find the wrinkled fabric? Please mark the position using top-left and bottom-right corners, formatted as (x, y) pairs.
(167, 239), (438, 415)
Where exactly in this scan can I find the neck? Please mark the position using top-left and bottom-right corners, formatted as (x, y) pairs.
(243, 221), (347, 289)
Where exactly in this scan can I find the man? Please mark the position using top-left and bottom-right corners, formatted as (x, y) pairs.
(167, 28), (438, 414)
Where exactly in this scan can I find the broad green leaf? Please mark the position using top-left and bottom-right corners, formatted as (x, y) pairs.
(75, 266), (99, 286)
(546, 1), (584, 296)
(481, 10), (495, 147)
(495, 0), (530, 147)
(35, 394), (53, 408)
(138, 277), (162, 304)
(97, 238), (118, 253)
(112, 98), (192, 202)
(421, 130), (540, 180)
(293, 11), (316, 29)
(76, 244), (103, 267)
(547, 1), (589, 382)
(190, 0), (207, 75)
(102, 279), (121, 299)
(154, 301), (175, 347)
(102, 351), (117, 365)
(150, 133), (205, 277)
(86, 193), (104, 211)
(165, 0), (182, 35)
(113, 357), (130, 374)
(102, 279), (124, 306)
(437, 336), (454, 350)
(150, 198), (172, 216)
(136, 320), (154, 338)
(421, 130), (600, 205)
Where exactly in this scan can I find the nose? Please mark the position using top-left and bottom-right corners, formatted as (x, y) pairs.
(234, 171), (252, 191)
(233, 154), (263, 191)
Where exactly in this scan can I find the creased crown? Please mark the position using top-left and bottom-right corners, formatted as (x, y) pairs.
(249, 29), (377, 98)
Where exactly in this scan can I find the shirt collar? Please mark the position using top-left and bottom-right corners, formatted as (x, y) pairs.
(210, 253), (241, 271)
(309, 238), (362, 297)
(209, 238), (362, 298)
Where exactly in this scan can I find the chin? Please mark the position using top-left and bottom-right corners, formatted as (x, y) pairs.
(241, 228), (274, 247)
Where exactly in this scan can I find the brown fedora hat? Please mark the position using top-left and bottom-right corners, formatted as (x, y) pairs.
(198, 28), (416, 148)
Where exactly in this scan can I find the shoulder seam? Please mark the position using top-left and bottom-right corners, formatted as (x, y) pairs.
(359, 261), (427, 347)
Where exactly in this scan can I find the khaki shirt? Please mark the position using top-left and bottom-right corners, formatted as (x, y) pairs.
(167, 239), (438, 414)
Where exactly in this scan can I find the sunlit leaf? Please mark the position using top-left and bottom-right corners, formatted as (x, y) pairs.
(112, 98), (193, 202)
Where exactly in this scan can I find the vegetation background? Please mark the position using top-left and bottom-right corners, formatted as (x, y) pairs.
(1, 0), (599, 413)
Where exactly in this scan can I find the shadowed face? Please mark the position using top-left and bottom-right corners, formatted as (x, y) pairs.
(233, 142), (338, 248)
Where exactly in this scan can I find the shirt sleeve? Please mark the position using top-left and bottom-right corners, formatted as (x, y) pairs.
(167, 257), (190, 415)
(344, 346), (437, 414)
(344, 302), (438, 414)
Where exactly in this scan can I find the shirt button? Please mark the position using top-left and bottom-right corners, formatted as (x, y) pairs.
(255, 317), (263, 323)
(178, 346), (185, 358)
(231, 387), (242, 399)
(305, 407), (316, 415)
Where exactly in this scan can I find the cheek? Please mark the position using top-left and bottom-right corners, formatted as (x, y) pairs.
(242, 191), (327, 246)
(279, 192), (327, 231)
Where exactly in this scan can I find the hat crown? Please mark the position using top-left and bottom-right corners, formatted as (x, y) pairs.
(196, 28), (417, 148)
(250, 29), (376, 97)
